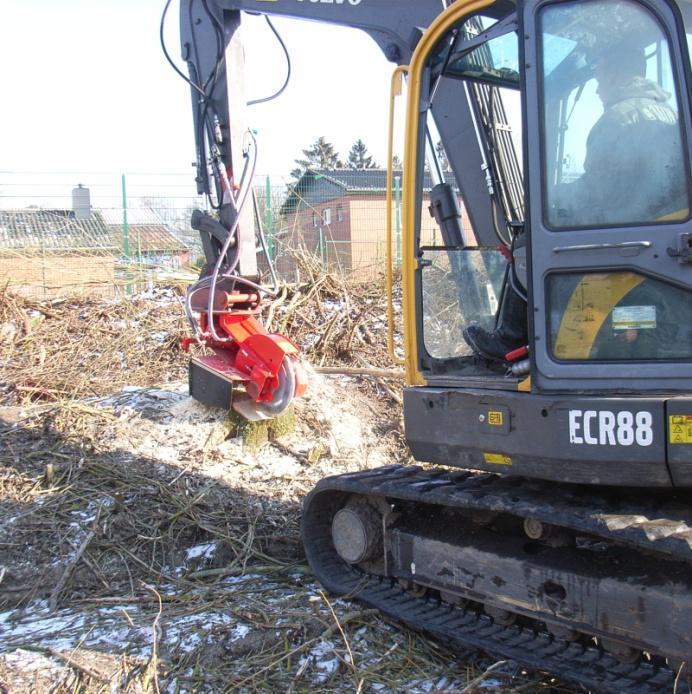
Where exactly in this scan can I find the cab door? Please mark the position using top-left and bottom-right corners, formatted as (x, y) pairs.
(522, 0), (692, 392)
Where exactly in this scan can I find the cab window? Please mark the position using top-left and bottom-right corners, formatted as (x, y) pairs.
(548, 271), (692, 361)
(539, 0), (690, 228)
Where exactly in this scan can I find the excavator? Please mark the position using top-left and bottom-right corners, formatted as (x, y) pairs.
(173, 0), (692, 690)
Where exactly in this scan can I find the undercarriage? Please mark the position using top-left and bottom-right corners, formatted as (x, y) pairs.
(302, 465), (692, 693)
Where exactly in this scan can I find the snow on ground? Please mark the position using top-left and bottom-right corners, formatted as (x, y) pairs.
(5, 371), (504, 692)
(87, 366), (393, 499)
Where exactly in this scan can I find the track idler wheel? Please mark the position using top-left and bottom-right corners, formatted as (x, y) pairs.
(439, 590), (467, 607)
(331, 499), (383, 565)
(485, 605), (516, 626)
(546, 623), (579, 641)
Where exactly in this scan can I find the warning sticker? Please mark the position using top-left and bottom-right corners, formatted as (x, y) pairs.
(612, 305), (656, 330)
(484, 452), (512, 466)
(669, 415), (692, 444)
(488, 411), (504, 426)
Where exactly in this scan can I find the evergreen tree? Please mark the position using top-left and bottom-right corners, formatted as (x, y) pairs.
(391, 154), (403, 170)
(347, 139), (378, 169)
(291, 136), (343, 178)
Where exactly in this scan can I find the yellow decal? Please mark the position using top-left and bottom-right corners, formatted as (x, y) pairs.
(669, 415), (692, 444)
(484, 453), (512, 466)
(554, 273), (644, 359)
(488, 411), (504, 426)
(657, 207), (689, 222)
(518, 376), (532, 392)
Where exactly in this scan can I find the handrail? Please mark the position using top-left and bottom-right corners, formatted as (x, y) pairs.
(553, 241), (652, 253)
(401, 0), (496, 385)
(386, 65), (408, 367)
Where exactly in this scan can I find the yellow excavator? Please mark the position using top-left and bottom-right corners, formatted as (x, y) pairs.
(173, 0), (692, 690)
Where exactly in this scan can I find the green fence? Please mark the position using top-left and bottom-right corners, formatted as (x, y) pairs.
(0, 170), (408, 297)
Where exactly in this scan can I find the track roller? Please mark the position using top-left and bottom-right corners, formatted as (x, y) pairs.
(546, 623), (579, 641)
(601, 638), (641, 664)
(485, 605), (516, 626)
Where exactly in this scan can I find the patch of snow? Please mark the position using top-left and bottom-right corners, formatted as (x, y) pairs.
(3, 648), (62, 674)
(229, 624), (251, 642)
(150, 331), (169, 344)
(300, 639), (339, 684)
(321, 300), (344, 311)
(2, 609), (88, 651)
(185, 542), (216, 562)
(218, 573), (262, 588)
(164, 612), (234, 653)
(1, 601), (150, 658)
(70, 504), (99, 525)
(264, 454), (301, 478)
(402, 678), (468, 694)
(177, 631), (203, 654)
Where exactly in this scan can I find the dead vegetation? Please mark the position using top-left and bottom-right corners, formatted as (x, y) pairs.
(0, 265), (565, 692)
(0, 285), (189, 405)
(266, 249), (403, 372)
(0, 250), (400, 409)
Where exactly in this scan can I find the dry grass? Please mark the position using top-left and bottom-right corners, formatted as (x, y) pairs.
(0, 252), (398, 409)
(266, 249), (402, 371)
(0, 285), (189, 405)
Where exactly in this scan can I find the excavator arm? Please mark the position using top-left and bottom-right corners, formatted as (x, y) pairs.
(179, 0), (444, 279)
(176, 0), (521, 417)
(179, 0), (520, 263)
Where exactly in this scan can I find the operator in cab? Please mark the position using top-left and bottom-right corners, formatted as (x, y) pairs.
(463, 41), (686, 362)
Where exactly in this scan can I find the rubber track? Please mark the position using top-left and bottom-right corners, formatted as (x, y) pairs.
(317, 464), (692, 560)
(301, 465), (692, 694)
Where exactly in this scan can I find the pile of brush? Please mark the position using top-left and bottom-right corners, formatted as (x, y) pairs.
(0, 286), (189, 406)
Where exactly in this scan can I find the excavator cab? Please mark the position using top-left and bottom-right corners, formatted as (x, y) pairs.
(525, 0), (692, 384)
(410, 10), (525, 383)
(401, 0), (692, 487)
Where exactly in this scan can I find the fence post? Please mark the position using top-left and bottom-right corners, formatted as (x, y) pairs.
(40, 227), (47, 297)
(121, 174), (132, 294)
(121, 174), (130, 258)
(394, 175), (402, 267)
(318, 228), (325, 266)
(265, 176), (274, 261)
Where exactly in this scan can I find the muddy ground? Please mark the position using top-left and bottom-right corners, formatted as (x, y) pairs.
(0, 286), (566, 692)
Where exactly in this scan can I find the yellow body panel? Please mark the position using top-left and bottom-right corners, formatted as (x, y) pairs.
(386, 66), (408, 367)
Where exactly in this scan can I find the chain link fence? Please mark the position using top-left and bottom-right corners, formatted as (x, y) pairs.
(0, 170), (449, 298)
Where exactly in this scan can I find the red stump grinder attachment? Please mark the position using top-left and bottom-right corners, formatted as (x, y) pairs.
(182, 268), (306, 420)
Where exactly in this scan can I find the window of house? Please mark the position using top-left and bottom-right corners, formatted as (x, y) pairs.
(312, 211), (319, 228)
(323, 208), (332, 225)
(336, 205), (344, 222)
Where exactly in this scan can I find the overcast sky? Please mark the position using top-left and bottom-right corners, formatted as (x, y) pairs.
(0, 0), (396, 185)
